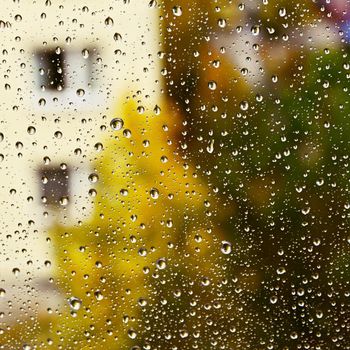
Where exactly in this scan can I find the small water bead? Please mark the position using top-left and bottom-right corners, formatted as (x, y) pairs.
(113, 32), (122, 41)
(54, 131), (62, 138)
(68, 297), (82, 311)
(0, 288), (6, 297)
(105, 16), (114, 27)
(212, 60), (220, 68)
(123, 129), (132, 138)
(138, 298), (148, 307)
(313, 237), (321, 246)
(39, 98), (46, 106)
(279, 7), (287, 17)
(154, 105), (161, 115)
(120, 188), (129, 196)
(12, 268), (20, 276)
(0, 133), (3, 142)
(149, 0), (157, 8)
(290, 332), (298, 340)
(82, 49), (89, 58)
(201, 277), (210, 286)
(138, 247), (147, 257)
(59, 196), (69, 206)
(137, 106), (145, 114)
(156, 258), (167, 270)
(27, 126), (36, 135)
(207, 139), (214, 154)
(88, 189), (97, 197)
(94, 142), (103, 151)
(240, 100), (249, 111)
(128, 329), (137, 339)
(180, 330), (189, 338)
(88, 173), (99, 183)
(208, 81), (217, 90)
(221, 241), (232, 255)
(22, 345), (31, 350)
(256, 94), (263, 102)
(277, 267), (286, 275)
(110, 118), (124, 131)
(251, 25), (260, 36)
(316, 310), (323, 319)
(150, 188), (159, 199)
(76, 89), (85, 97)
(172, 6), (182, 16)
(94, 290), (104, 301)
(218, 18), (227, 28)
(270, 295), (278, 304)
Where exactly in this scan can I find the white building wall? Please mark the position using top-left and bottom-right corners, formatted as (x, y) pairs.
(0, 0), (161, 321)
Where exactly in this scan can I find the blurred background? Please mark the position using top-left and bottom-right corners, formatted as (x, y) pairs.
(0, 0), (349, 349)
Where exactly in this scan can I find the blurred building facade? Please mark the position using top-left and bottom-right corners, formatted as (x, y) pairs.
(0, 0), (160, 322)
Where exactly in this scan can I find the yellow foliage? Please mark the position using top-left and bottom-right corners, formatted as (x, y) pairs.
(5, 97), (229, 349)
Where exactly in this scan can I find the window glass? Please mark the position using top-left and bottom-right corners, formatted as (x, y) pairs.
(0, 1), (349, 349)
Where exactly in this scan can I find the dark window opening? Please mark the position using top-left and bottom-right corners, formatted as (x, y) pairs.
(39, 166), (70, 206)
(36, 49), (66, 91)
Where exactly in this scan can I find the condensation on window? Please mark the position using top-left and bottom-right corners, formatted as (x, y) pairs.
(0, 1), (349, 349)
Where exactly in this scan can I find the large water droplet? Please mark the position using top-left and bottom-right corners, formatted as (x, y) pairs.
(172, 6), (182, 16)
(221, 241), (232, 254)
(105, 16), (114, 27)
(68, 297), (82, 311)
(150, 188), (159, 199)
(110, 118), (124, 131)
(156, 257), (167, 270)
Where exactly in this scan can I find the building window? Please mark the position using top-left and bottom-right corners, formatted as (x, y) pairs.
(36, 49), (66, 91)
(40, 166), (70, 206)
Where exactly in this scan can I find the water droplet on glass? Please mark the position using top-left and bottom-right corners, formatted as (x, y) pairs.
(76, 89), (85, 97)
(110, 118), (124, 131)
(12, 267), (20, 276)
(172, 6), (182, 17)
(59, 196), (69, 206)
(207, 139), (215, 154)
(88, 173), (99, 183)
(94, 290), (104, 301)
(39, 98), (46, 106)
(279, 7), (286, 17)
(27, 126), (36, 135)
(221, 241), (232, 254)
(208, 81), (217, 90)
(68, 297), (82, 311)
(82, 49), (89, 58)
(150, 188), (159, 199)
(149, 0), (157, 8)
(128, 329), (137, 339)
(218, 18), (227, 28)
(251, 25), (260, 36)
(277, 267), (286, 275)
(105, 16), (114, 27)
(240, 100), (249, 111)
(113, 32), (122, 41)
(156, 258), (167, 270)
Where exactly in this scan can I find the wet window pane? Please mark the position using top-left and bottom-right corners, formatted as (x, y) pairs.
(1, 1), (349, 349)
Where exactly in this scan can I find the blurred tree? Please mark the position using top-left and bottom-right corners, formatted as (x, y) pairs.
(2, 98), (234, 349)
